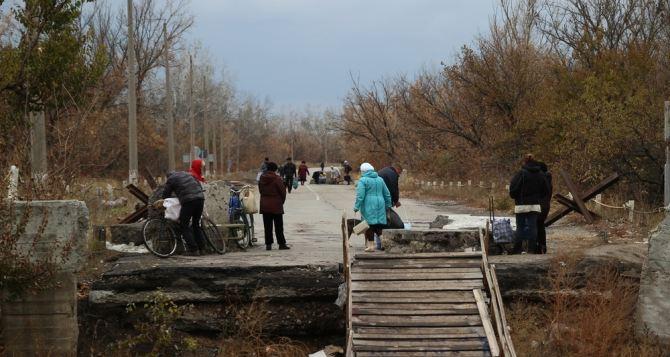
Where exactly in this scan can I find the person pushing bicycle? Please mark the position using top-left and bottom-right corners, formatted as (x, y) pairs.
(161, 162), (207, 255)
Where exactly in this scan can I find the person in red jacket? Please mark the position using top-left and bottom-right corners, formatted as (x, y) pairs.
(298, 161), (309, 185)
(189, 159), (206, 183)
(258, 162), (290, 250)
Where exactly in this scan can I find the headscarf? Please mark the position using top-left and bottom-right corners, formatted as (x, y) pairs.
(190, 159), (206, 182)
(360, 162), (374, 172)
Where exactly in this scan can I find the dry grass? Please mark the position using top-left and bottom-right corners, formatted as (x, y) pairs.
(217, 299), (312, 357)
(508, 252), (666, 357)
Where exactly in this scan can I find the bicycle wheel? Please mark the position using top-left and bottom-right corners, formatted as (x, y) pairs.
(234, 213), (252, 249)
(201, 217), (226, 254)
(143, 218), (178, 258)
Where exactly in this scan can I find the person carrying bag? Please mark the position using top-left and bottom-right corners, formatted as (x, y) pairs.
(353, 163), (392, 252)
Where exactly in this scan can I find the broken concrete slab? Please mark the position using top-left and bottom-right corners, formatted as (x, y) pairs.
(9, 200), (89, 271)
(381, 229), (481, 253)
(492, 243), (645, 301)
(109, 222), (144, 245)
(84, 258), (344, 337)
(637, 215), (670, 343)
(429, 214), (453, 228)
(3, 200), (88, 357)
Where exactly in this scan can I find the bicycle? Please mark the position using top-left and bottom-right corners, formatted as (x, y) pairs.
(227, 183), (255, 249)
(143, 204), (227, 258)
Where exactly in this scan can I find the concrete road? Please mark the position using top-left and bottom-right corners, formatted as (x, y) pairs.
(103, 179), (470, 273)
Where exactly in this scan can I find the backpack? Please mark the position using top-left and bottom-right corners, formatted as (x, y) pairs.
(489, 197), (515, 244)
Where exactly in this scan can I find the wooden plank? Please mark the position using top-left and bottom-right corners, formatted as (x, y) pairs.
(355, 345), (487, 352)
(346, 329), (354, 357)
(356, 352), (490, 357)
(356, 351), (491, 357)
(545, 172), (619, 226)
(352, 315), (482, 327)
(355, 267), (482, 274)
(355, 303), (478, 310)
(474, 289), (500, 357)
(356, 258), (482, 265)
(352, 272), (483, 281)
(342, 211), (353, 357)
(354, 326), (485, 336)
(353, 307), (479, 316)
(355, 252), (482, 260)
(486, 268), (510, 356)
(352, 291), (475, 303)
(355, 259), (482, 269)
(351, 280), (484, 292)
(560, 169), (593, 223)
(354, 331), (485, 340)
(491, 265), (517, 357)
(354, 338), (488, 349)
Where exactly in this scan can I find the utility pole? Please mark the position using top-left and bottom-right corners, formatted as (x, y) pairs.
(212, 117), (217, 177)
(289, 119), (294, 159)
(235, 108), (242, 171)
(665, 101), (670, 207)
(127, 0), (138, 184)
(29, 112), (47, 180)
(188, 55), (194, 162)
(324, 129), (329, 165)
(203, 75), (209, 176)
(163, 22), (175, 172)
(224, 109), (228, 175)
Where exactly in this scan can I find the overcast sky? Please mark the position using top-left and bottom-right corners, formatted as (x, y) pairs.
(187, 0), (498, 112)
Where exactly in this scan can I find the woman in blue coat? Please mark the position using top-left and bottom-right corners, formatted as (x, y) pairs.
(354, 163), (392, 252)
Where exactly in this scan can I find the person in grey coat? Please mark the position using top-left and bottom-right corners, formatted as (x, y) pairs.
(162, 171), (206, 255)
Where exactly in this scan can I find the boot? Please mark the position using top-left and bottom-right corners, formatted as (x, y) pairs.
(364, 240), (375, 252)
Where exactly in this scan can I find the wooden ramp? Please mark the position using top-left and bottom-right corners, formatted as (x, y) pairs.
(342, 226), (516, 356)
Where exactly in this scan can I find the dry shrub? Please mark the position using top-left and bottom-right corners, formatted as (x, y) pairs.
(508, 252), (666, 357)
(218, 299), (311, 357)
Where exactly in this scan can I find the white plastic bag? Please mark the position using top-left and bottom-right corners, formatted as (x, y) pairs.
(163, 198), (181, 222)
(242, 190), (258, 214)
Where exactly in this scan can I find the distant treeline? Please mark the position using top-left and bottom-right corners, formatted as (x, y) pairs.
(336, 0), (670, 203)
(0, 0), (341, 185)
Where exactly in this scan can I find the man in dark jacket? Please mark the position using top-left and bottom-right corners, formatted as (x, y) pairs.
(343, 161), (353, 185)
(509, 155), (550, 254)
(259, 162), (290, 250)
(162, 171), (206, 255)
(378, 165), (403, 207)
(282, 157), (297, 193)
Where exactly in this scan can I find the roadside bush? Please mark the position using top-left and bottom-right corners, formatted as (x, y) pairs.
(112, 291), (198, 356)
(508, 253), (665, 357)
(218, 299), (311, 357)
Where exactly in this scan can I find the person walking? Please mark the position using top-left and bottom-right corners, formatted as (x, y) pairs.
(320, 161), (325, 173)
(162, 168), (207, 255)
(536, 161), (552, 254)
(343, 161), (353, 185)
(354, 163), (392, 252)
(378, 164), (403, 208)
(298, 161), (309, 186)
(509, 154), (550, 254)
(257, 157), (269, 183)
(283, 157), (297, 193)
(189, 158), (206, 183)
(259, 162), (290, 250)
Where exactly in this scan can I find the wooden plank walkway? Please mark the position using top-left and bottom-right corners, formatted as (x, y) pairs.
(345, 249), (516, 357)
(348, 251), (494, 356)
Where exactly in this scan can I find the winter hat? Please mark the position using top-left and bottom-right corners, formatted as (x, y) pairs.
(360, 163), (374, 172)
